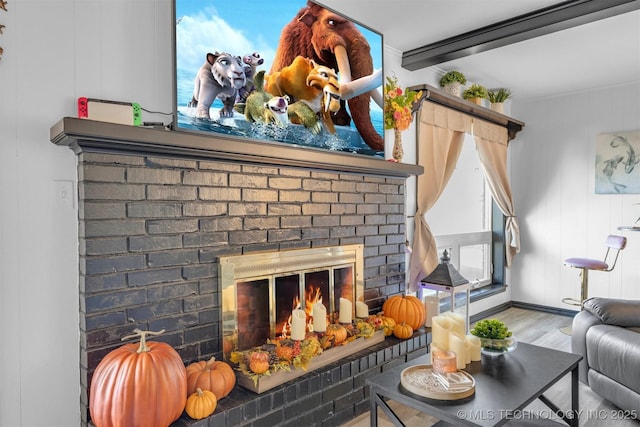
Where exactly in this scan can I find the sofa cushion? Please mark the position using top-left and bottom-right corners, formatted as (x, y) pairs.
(588, 370), (640, 413)
(586, 324), (640, 394)
(583, 298), (640, 327)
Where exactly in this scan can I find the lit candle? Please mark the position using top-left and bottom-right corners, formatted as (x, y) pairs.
(291, 309), (306, 341)
(356, 301), (369, 318)
(432, 349), (457, 374)
(312, 303), (327, 333)
(339, 298), (352, 323)
(466, 335), (482, 361)
(449, 332), (468, 370)
(443, 311), (465, 335)
(431, 316), (452, 350)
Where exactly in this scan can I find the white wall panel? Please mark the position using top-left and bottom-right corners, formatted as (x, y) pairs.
(511, 83), (640, 309)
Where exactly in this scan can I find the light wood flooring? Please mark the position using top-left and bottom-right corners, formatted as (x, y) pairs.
(340, 307), (640, 427)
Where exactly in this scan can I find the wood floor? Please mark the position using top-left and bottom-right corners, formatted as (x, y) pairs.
(340, 307), (640, 427)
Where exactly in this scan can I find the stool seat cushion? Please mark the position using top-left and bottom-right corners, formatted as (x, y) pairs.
(564, 257), (608, 270)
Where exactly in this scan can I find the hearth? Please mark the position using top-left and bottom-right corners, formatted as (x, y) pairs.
(219, 245), (363, 356)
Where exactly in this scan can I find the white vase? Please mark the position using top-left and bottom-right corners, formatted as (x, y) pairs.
(443, 82), (462, 97)
(393, 128), (404, 161)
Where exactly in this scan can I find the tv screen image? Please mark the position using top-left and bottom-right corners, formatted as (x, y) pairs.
(173, 0), (384, 156)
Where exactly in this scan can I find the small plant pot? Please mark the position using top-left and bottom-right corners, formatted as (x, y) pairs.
(490, 102), (505, 114)
(443, 82), (462, 97)
(468, 97), (484, 106)
(479, 336), (517, 356)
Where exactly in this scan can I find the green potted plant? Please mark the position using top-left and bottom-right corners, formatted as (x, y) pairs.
(470, 319), (517, 356)
(487, 88), (512, 114)
(462, 84), (488, 106)
(439, 71), (467, 97)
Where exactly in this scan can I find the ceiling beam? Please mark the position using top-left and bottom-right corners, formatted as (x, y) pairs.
(402, 0), (640, 70)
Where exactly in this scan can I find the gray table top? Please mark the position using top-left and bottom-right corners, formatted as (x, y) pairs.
(367, 342), (582, 427)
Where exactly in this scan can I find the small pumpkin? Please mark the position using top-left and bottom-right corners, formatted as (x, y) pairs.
(325, 324), (348, 345)
(186, 357), (236, 400)
(382, 295), (426, 331)
(393, 322), (414, 340)
(89, 329), (187, 427)
(276, 344), (294, 361)
(248, 350), (270, 374)
(185, 388), (217, 420)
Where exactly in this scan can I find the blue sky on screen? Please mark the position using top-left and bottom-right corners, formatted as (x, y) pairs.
(175, 0), (382, 78)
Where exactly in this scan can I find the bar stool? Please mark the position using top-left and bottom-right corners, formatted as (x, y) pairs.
(562, 235), (627, 307)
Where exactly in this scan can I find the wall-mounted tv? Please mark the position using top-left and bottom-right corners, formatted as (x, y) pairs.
(172, 0), (384, 157)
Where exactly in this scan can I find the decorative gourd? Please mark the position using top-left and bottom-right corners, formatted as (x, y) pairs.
(89, 329), (187, 427)
(276, 344), (294, 361)
(185, 388), (217, 420)
(186, 357), (236, 400)
(393, 322), (414, 340)
(382, 295), (426, 331)
(325, 323), (348, 344)
(248, 350), (270, 374)
(379, 315), (396, 336)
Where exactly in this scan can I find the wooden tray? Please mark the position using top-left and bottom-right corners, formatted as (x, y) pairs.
(237, 330), (385, 393)
(400, 365), (475, 400)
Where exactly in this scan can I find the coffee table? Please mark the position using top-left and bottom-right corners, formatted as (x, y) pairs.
(366, 342), (582, 426)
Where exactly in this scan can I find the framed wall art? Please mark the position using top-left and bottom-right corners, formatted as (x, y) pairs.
(172, 0), (384, 156)
(595, 130), (640, 194)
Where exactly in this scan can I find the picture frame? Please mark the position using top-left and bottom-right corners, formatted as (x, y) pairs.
(595, 130), (640, 194)
(172, 0), (384, 157)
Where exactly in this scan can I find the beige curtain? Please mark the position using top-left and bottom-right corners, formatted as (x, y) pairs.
(408, 103), (520, 291)
(473, 120), (520, 267)
(408, 103), (469, 290)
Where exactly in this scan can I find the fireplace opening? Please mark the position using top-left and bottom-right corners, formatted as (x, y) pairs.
(220, 245), (363, 358)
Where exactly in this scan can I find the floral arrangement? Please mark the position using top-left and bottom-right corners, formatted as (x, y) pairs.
(384, 75), (423, 132)
(229, 319), (379, 385)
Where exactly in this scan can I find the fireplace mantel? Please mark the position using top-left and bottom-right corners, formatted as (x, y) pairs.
(50, 117), (423, 178)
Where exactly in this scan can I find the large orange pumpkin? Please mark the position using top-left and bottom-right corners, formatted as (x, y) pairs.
(382, 295), (426, 331)
(186, 357), (236, 399)
(89, 329), (187, 427)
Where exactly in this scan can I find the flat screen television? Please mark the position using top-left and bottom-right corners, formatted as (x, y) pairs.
(172, 0), (384, 156)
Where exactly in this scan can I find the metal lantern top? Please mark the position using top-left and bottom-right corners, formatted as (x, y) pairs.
(421, 250), (469, 287)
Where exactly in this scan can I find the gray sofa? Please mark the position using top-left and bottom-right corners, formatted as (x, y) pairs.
(572, 297), (640, 413)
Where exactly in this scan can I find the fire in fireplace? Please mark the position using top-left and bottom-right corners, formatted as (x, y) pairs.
(219, 245), (363, 358)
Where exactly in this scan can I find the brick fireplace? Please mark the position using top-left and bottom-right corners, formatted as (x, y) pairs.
(50, 118), (427, 426)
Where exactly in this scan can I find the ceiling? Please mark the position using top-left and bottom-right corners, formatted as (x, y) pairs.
(318, 0), (640, 101)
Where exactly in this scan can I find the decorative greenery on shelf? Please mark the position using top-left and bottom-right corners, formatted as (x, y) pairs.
(488, 88), (512, 103)
(463, 83), (489, 100)
(439, 70), (467, 87)
(470, 319), (512, 339)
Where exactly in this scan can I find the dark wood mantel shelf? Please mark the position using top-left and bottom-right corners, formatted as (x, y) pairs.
(50, 117), (423, 178)
(409, 84), (525, 141)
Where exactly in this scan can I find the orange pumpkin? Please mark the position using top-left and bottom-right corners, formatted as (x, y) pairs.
(382, 295), (426, 331)
(325, 324), (348, 345)
(89, 329), (187, 427)
(248, 350), (271, 374)
(393, 322), (414, 339)
(186, 357), (236, 400)
(185, 388), (217, 420)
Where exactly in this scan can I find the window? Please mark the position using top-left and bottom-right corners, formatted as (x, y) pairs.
(424, 134), (493, 288)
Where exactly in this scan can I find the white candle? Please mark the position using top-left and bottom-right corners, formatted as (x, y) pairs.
(431, 316), (452, 350)
(291, 309), (306, 341)
(443, 311), (465, 335)
(466, 335), (482, 361)
(339, 298), (352, 323)
(424, 296), (439, 327)
(356, 301), (368, 318)
(312, 303), (327, 333)
(449, 332), (468, 370)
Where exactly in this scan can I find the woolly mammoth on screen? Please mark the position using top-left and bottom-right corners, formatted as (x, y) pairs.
(172, 0), (384, 156)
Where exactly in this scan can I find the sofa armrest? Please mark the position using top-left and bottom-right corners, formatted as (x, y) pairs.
(572, 309), (605, 384)
(583, 297), (640, 328)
